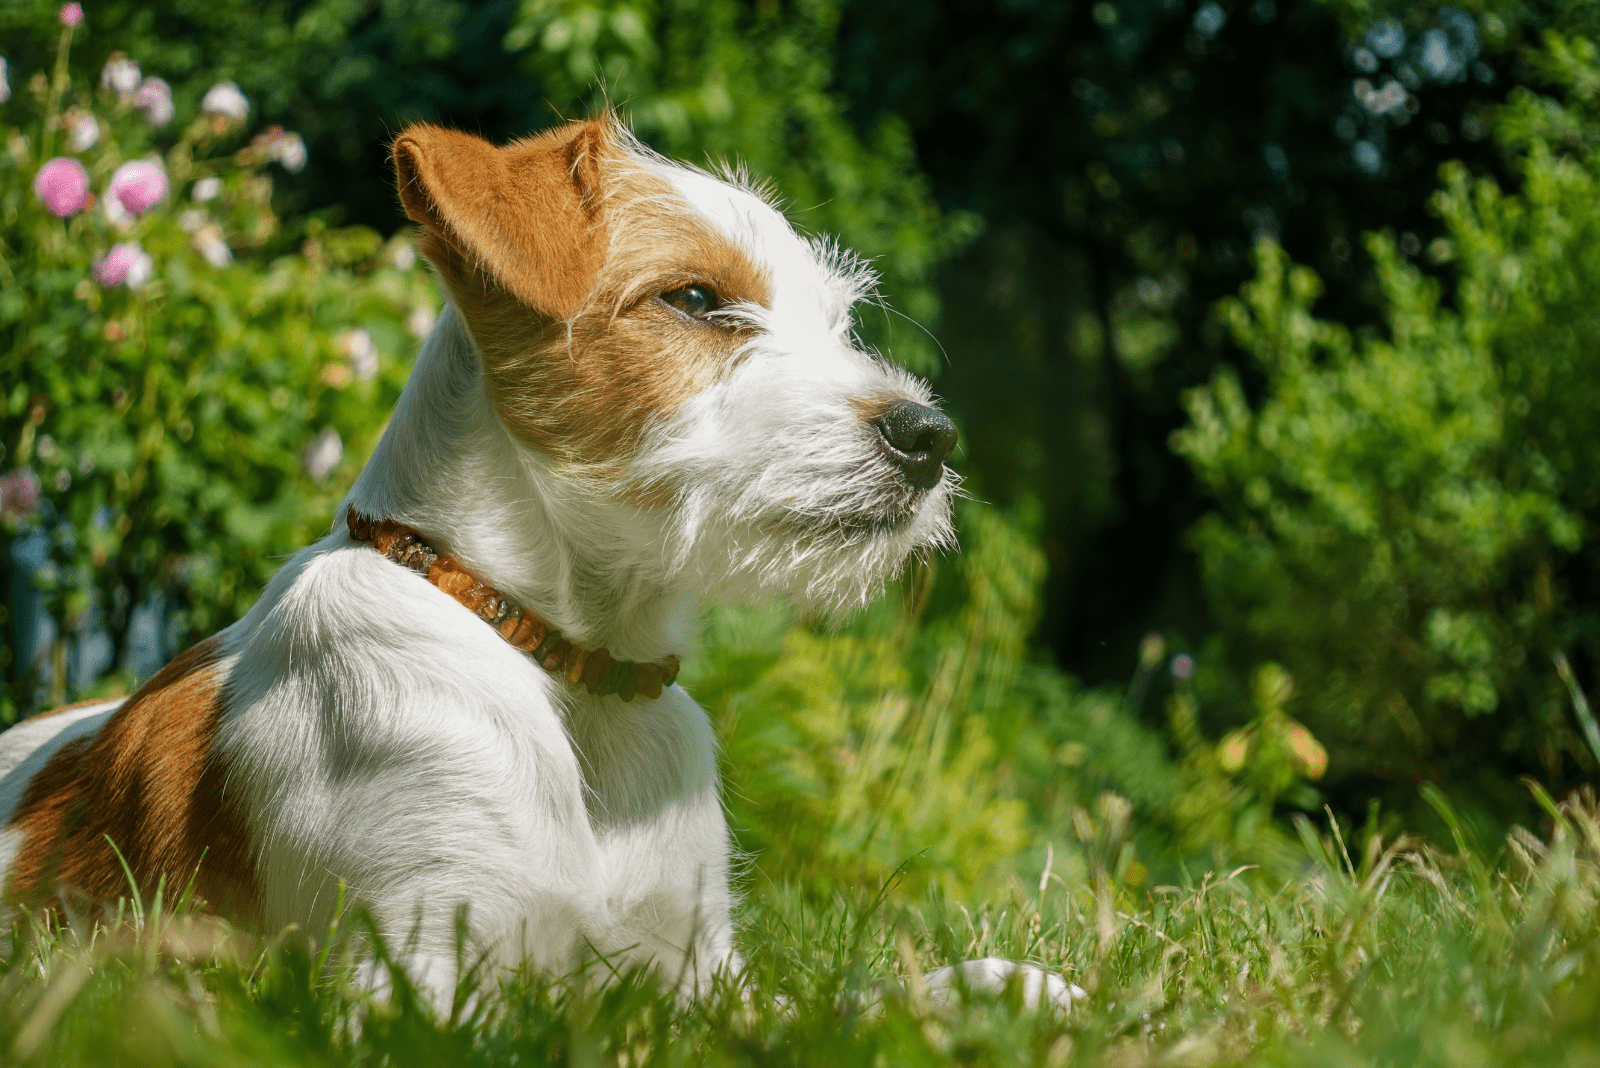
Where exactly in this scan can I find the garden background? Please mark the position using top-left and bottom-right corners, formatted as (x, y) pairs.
(5, 0), (1600, 1063)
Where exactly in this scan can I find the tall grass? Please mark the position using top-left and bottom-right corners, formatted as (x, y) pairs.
(5, 787), (1599, 1066)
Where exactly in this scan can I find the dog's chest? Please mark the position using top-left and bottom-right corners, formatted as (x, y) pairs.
(559, 689), (732, 908)
(565, 688), (724, 846)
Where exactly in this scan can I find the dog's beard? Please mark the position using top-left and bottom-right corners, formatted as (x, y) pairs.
(628, 366), (958, 608)
(660, 470), (957, 608)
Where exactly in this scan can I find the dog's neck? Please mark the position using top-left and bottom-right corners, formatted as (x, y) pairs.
(340, 304), (695, 663)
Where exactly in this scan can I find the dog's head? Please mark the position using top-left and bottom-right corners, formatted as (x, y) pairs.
(393, 116), (957, 607)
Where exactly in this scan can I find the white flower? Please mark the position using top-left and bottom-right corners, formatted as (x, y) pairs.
(271, 131), (307, 173)
(101, 189), (133, 233)
(0, 58), (10, 104)
(340, 328), (379, 380)
(191, 176), (222, 202)
(391, 244), (416, 270)
(251, 126), (308, 173)
(101, 55), (141, 97)
(303, 427), (343, 482)
(406, 305), (436, 339)
(191, 224), (232, 268)
(68, 112), (99, 151)
(132, 76), (174, 126)
(177, 208), (207, 232)
(200, 81), (249, 121)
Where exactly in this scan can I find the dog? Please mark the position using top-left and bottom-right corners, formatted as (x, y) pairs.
(0, 116), (1075, 1010)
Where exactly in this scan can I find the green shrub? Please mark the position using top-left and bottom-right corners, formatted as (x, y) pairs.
(1174, 32), (1600, 819)
(689, 503), (1048, 899)
(0, 14), (432, 716)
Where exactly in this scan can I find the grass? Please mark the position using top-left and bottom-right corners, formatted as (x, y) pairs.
(5, 788), (1600, 1066)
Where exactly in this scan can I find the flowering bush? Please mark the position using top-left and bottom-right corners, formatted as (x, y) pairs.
(0, 10), (436, 716)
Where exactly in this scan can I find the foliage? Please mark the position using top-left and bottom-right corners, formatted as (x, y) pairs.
(697, 497), (1338, 897)
(696, 504), (1057, 898)
(835, 0), (1520, 678)
(0, 0), (488, 227)
(1174, 32), (1600, 818)
(1320, 0), (1600, 44)
(0, 19), (433, 716)
(6, 788), (1600, 1065)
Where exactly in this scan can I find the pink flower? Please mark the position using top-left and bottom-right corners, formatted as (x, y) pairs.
(132, 77), (173, 127)
(109, 158), (168, 215)
(0, 57), (10, 104)
(0, 468), (41, 521)
(95, 242), (153, 288)
(33, 157), (90, 217)
(59, 3), (83, 26)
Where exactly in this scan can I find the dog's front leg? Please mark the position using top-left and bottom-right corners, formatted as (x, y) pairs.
(295, 806), (614, 1017)
(568, 689), (741, 999)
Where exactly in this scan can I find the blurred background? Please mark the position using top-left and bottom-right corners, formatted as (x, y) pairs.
(3, 0), (1600, 897)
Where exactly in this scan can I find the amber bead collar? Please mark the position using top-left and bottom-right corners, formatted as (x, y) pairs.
(346, 511), (680, 701)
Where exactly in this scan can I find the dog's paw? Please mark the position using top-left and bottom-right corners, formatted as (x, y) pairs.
(922, 957), (1086, 1012)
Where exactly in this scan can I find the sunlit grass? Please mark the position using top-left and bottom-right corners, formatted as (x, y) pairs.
(6, 789), (1600, 1066)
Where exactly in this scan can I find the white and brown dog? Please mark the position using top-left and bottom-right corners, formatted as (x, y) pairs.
(0, 117), (1073, 1009)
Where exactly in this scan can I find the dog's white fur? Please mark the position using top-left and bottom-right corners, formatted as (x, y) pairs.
(0, 124), (1076, 1010)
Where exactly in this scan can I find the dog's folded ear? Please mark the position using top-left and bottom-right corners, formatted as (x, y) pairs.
(392, 119), (613, 320)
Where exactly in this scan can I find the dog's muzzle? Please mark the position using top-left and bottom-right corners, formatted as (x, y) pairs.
(872, 401), (958, 490)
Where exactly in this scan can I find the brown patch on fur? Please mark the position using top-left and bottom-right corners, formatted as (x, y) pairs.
(6, 638), (258, 920)
(28, 696), (122, 721)
(392, 116), (774, 475)
(394, 121), (607, 319)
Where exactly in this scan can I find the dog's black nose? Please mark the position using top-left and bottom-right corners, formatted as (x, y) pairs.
(873, 401), (958, 490)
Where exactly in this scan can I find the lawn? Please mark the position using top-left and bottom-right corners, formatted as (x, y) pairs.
(7, 789), (1598, 1067)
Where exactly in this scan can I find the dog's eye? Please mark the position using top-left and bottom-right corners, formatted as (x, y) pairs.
(661, 284), (721, 319)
